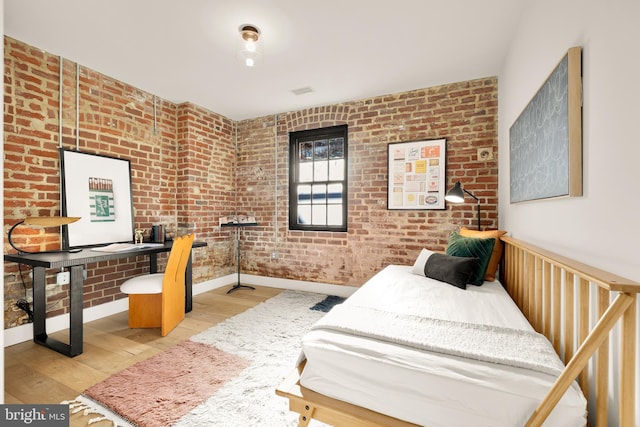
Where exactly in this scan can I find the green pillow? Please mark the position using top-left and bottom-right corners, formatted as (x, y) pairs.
(445, 231), (495, 286)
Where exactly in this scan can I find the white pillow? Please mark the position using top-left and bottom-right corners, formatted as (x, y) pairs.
(410, 248), (435, 276)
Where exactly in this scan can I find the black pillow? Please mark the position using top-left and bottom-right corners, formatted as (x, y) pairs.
(446, 231), (495, 286)
(424, 252), (480, 290)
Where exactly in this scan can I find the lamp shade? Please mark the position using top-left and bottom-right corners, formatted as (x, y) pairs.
(8, 216), (81, 254)
(23, 216), (81, 227)
(444, 182), (465, 203)
(444, 182), (481, 231)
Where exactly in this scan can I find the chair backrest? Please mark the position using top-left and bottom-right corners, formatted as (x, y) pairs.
(160, 233), (195, 336)
(162, 234), (195, 291)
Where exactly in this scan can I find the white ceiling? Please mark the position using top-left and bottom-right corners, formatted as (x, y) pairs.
(4, 0), (526, 121)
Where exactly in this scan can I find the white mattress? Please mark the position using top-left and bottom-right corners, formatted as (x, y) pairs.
(299, 265), (587, 427)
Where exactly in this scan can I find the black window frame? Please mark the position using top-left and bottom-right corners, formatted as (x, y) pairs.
(289, 124), (348, 232)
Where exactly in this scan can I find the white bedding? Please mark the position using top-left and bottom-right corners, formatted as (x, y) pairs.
(299, 265), (587, 427)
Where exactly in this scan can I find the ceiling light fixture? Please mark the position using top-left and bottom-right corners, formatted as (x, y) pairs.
(238, 24), (262, 67)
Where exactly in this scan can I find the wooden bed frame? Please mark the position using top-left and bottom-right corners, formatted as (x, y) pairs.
(276, 236), (639, 427)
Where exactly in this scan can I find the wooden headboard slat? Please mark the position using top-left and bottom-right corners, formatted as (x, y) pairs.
(524, 293), (634, 427)
(501, 236), (638, 427)
(595, 287), (609, 427)
(620, 298), (636, 425)
(577, 278), (590, 398)
(542, 261), (552, 339)
(563, 271), (575, 364)
(552, 267), (562, 355)
(501, 236), (640, 293)
(534, 257), (544, 333)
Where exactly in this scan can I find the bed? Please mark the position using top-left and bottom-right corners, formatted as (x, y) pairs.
(276, 234), (639, 427)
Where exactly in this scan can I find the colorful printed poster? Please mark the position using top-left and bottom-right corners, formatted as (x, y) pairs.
(386, 139), (446, 210)
(89, 177), (115, 222)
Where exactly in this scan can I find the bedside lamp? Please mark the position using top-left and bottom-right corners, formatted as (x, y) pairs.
(445, 182), (481, 231)
(7, 216), (81, 254)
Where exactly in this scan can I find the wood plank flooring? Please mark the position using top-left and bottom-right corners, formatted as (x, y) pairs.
(4, 285), (283, 426)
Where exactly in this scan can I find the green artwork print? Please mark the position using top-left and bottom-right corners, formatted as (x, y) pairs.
(89, 177), (115, 222)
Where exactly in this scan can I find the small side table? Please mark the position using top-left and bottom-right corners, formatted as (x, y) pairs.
(222, 222), (258, 293)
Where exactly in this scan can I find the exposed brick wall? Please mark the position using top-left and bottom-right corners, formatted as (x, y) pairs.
(3, 37), (235, 328)
(176, 102), (237, 282)
(236, 79), (499, 286)
(3, 35), (498, 330)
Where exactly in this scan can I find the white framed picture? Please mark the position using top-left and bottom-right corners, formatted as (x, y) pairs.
(387, 138), (446, 210)
(60, 149), (134, 248)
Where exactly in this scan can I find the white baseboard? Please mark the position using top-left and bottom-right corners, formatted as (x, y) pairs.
(4, 274), (356, 347)
(239, 274), (356, 298)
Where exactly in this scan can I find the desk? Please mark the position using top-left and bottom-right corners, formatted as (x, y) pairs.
(221, 223), (257, 294)
(4, 241), (206, 357)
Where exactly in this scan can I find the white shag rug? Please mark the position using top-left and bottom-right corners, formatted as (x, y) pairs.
(69, 290), (331, 426)
(178, 290), (329, 427)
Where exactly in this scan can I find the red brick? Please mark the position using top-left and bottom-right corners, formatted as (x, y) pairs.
(3, 35), (498, 328)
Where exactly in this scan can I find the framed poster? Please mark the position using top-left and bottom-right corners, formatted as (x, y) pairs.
(60, 149), (135, 248)
(509, 46), (582, 203)
(387, 138), (446, 210)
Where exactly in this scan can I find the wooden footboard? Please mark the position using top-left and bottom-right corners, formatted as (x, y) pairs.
(501, 236), (639, 427)
(275, 363), (420, 427)
(276, 236), (639, 427)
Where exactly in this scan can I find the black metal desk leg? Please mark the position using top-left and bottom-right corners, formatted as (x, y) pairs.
(33, 265), (84, 357)
(32, 266), (47, 341)
(227, 227), (255, 294)
(67, 265), (84, 355)
(185, 251), (193, 312)
(149, 253), (158, 274)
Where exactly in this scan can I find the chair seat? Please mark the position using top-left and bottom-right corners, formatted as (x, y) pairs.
(119, 233), (194, 336)
(120, 273), (164, 294)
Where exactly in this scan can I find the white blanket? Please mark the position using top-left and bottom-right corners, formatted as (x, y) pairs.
(311, 303), (565, 377)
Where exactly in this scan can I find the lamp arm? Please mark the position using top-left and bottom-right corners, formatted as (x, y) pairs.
(462, 189), (481, 231)
(462, 189), (479, 202)
(7, 220), (82, 254)
(7, 220), (28, 253)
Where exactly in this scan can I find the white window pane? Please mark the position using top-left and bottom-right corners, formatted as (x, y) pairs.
(300, 142), (313, 160)
(328, 205), (343, 226)
(299, 162), (313, 182)
(314, 160), (328, 181)
(297, 205), (311, 224)
(312, 184), (326, 203)
(328, 183), (342, 203)
(329, 138), (344, 159)
(290, 126), (347, 231)
(312, 205), (326, 225)
(297, 185), (311, 204)
(329, 159), (344, 180)
(314, 139), (328, 159)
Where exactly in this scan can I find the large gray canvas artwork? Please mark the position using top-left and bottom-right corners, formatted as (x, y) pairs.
(509, 48), (582, 203)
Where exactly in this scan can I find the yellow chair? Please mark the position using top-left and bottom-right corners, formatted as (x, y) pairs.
(120, 233), (195, 336)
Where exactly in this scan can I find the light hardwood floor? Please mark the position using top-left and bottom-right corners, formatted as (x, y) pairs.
(4, 284), (284, 426)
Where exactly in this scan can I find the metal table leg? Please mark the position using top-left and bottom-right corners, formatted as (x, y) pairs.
(33, 265), (84, 357)
(227, 226), (255, 294)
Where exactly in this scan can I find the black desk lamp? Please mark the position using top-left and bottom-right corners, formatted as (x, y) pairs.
(445, 182), (481, 231)
(8, 216), (81, 254)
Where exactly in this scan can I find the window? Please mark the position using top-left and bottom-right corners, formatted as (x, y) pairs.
(289, 125), (347, 232)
